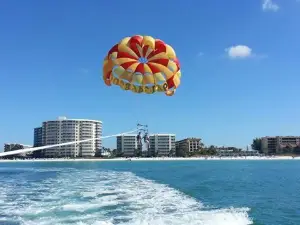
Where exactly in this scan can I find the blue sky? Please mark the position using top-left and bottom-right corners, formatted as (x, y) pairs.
(1, 0), (300, 150)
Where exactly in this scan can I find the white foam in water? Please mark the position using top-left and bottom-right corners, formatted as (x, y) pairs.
(0, 168), (253, 225)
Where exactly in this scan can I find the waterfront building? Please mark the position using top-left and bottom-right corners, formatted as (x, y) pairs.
(216, 147), (259, 156)
(3, 143), (32, 157)
(34, 127), (43, 147)
(261, 136), (300, 154)
(32, 127), (43, 158)
(149, 134), (176, 157)
(175, 138), (202, 153)
(116, 134), (138, 157)
(116, 133), (176, 157)
(40, 116), (102, 158)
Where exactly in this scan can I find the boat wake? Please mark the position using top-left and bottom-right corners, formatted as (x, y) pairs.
(0, 168), (252, 225)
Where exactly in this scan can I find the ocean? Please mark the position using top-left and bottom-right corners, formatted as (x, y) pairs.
(0, 160), (299, 225)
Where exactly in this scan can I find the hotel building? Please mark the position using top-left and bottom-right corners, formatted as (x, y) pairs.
(36, 116), (102, 157)
(261, 136), (300, 154)
(175, 138), (202, 153)
(116, 133), (176, 157)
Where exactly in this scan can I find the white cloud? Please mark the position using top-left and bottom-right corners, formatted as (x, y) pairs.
(262, 0), (279, 12)
(225, 45), (252, 59)
(224, 45), (267, 60)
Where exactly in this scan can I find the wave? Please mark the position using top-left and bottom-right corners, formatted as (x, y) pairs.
(0, 168), (252, 225)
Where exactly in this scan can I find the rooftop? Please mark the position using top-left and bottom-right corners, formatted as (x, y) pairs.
(4, 143), (33, 147)
(176, 137), (201, 142)
(43, 116), (102, 123)
(262, 136), (300, 138)
(117, 134), (137, 137)
(117, 133), (176, 137)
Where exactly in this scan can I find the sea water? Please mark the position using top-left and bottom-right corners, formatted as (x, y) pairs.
(0, 160), (299, 225)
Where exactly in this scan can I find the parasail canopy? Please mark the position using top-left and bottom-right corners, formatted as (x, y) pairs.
(102, 35), (181, 96)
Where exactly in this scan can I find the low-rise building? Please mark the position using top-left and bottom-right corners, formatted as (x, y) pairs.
(176, 138), (202, 153)
(261, 136), (300, 154)
(3, 143), (33, 157)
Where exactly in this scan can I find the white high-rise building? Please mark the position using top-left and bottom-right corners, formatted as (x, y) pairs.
(116, 133), (176, 157)
(116, 134), (138, 157)
(149, 134), (176, 156)
(41, 116), (102, 158)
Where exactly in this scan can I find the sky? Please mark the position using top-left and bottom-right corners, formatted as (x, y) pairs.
(1, 0), (300, 150)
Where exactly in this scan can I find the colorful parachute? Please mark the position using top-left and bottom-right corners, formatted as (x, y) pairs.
(102, 35), (181, 96)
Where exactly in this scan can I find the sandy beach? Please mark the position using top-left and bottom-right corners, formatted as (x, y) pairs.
(0, 156), (300, 162)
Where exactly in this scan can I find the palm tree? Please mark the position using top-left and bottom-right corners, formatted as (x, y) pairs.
(169, 149), (175, 157)
(199, 142), (205, 149)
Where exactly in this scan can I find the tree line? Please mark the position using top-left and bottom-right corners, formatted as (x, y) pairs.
(175, 145), (243, 157)
(101, 145), (244, 158)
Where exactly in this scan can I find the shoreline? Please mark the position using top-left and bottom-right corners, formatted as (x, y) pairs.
(1, 156), (300, 162)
